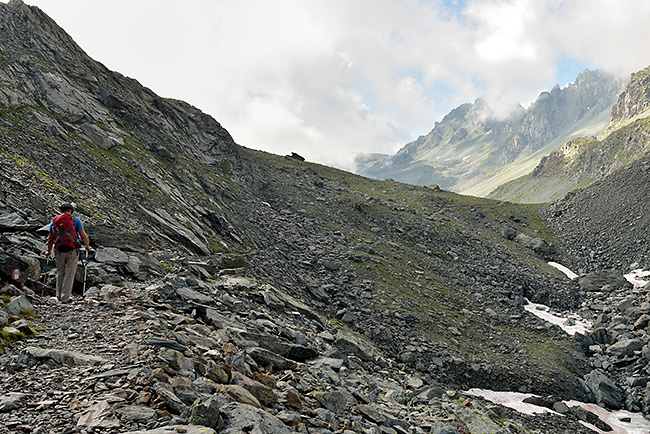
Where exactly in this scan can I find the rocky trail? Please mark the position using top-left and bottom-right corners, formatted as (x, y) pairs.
(1, 248), (605, 434)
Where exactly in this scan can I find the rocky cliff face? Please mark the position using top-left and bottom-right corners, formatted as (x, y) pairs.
(355, 69), (626, 193)
(2, 1), (650, 433)
(489, 65), (650, 204)
(610, 65), (650, 125)
(0, 0), (247, 257)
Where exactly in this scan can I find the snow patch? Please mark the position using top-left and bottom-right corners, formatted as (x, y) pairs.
(564, 400), (650, 434)
(467, 389), (650, 434)
(549, 261), (579, 279)
(523, 299), (591, 335)
(624, 269), (650, 288)
(466, 389), (555, 415)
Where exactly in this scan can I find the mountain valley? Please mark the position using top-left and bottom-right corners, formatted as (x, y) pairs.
(1, 1), (650, 433)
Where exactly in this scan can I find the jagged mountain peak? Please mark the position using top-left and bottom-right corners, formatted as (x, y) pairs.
(489, 63), (650, 204)
(609, 64), (650, 126)
(356, 68), (626, 193)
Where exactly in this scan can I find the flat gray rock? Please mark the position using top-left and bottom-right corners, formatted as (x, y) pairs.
(5, 294), (33, 315)
(121, 425), (216, 434)
(116, 405), (157, 421)
(220, 402), (292, 434)
(606, 338), (643, 357)
(95, 246), (129, 265)
(0, 212), (26, 227)
(0, 392), (25, 412)
(175, 286), (213, 304)
(144, 337), (188, 352)
(23, 346), (103, 366)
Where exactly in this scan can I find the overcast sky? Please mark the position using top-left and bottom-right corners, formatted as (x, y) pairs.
(23, 0), (650, 170)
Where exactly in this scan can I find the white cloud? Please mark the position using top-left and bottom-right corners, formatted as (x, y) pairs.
(21, 0), (650, 170)
(471, 0), (539, 63)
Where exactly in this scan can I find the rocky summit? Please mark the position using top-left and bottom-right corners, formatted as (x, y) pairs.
(2, 1), (650, 433)
(488, 65), (650, 204)
(355, 69), (626, 194)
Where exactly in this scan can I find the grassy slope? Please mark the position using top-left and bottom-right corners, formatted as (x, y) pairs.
(240, 148), (589, 396)
(488, 115), (650, 203)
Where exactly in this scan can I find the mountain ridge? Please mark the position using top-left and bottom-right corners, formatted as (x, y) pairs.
(489, 64), (650, 203)
(355, 68), (627, 195)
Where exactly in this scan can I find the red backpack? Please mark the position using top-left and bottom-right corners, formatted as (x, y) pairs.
(52, 213), (79, 252)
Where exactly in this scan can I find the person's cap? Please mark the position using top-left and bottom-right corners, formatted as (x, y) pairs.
(59, 202), (75, 211)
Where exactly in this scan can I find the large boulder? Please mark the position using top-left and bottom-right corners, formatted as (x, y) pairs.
(5, 294), (34, 316)
(514, 233), (555, 255)
(607, 338), (643, 358)
(219, 402), (292, 434)
(0, 212), (26, 229)
(579, 270), (631, 292)
(94, 246), (129, 266)
(0, 212), (38, 231)
(22, 346), (103, 366)
(584, 369), (623, 409)
(0, 248), (30, 284)
(182, 396), (221, 429)
(0, 392), (25, 412)
(332, 328), (380, 361)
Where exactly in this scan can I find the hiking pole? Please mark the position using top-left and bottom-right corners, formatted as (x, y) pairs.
(82, 250), (89, 297)
(42, 254), (51, 296)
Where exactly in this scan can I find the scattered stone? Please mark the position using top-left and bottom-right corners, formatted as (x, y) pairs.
(117, 405), (157, 421)
(214, 384), (261, 408)
(123, 426), (217, 434)
(246, 347), (297, 371)
(5, 294), (34, 315)
(0, 392), (25, 412)
(100, 284), (124, 300)
(23, 346), (103, 366)
(175, 286), (214, 304)
(153, 382), (187, 414)
(219, 402), (292, 434)
(182, 396), (221, 429)
(145, 337), (189, 352)
(76, 400), (120, 428)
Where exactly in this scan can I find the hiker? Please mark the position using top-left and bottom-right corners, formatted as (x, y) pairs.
(45, 202), (91, 303)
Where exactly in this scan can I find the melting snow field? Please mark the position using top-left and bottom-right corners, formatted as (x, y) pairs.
(467, 389), (650, 434)
(497, 264), (650, 432)
(466, 389), (554, 415)
(528, 262), (649, 336)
